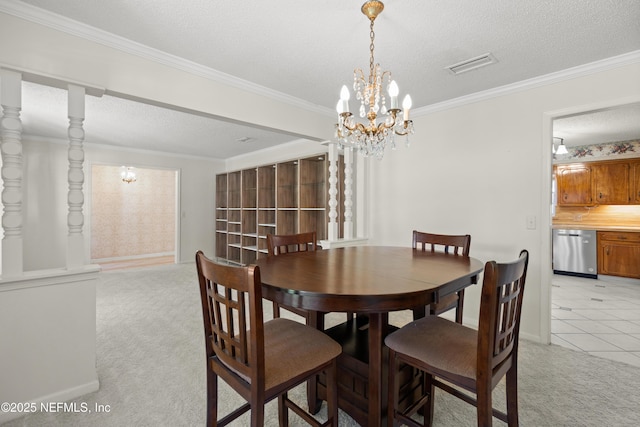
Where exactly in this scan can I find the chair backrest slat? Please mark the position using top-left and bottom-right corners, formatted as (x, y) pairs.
(267, 232), (317, 256)
(412, 230), (471, 256)
(477, 250), (529, 373)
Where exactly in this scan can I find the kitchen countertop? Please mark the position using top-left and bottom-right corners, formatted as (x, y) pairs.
(552, 223), (640, 232)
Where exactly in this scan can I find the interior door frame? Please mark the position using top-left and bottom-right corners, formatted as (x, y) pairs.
(87, 162), (180, 265)
(541, 94), (640, 344)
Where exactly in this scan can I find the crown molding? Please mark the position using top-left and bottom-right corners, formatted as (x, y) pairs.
(414, 50), (640, 116)
(0, 0), (334, 116)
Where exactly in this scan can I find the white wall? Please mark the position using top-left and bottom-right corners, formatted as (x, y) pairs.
(0, 268), (100, 424)
(21, 138), (222, 271)
(367, 62), (640, 343)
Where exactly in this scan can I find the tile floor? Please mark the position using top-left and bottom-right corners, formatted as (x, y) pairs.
(552, 273), (640, 367)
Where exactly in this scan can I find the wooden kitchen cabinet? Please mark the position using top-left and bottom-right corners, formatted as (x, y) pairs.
(555, 158), (640, 206)
(597, 231), (640, 279)
(632, 159), (640, 204)
(556, 163), (592, 206)
(592, 161), (630, 204)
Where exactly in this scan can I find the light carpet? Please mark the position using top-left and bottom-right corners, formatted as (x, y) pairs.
(4, 262), (640, 426)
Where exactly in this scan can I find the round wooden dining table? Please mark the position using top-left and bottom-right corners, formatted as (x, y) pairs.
(255, 245), (484, 427)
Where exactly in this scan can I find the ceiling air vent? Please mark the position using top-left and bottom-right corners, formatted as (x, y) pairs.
(446, 53), (497, 75)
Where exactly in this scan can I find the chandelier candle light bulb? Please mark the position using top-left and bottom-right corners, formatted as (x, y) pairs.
(388, 80), (399, 109)
(339, 85), (351, 114)
(402, 95), (412, 121)
(334, 0), (414, 159)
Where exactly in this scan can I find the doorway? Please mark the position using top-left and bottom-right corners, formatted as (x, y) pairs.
(90, 164), (178, 269)
(548, 102), (640, 366)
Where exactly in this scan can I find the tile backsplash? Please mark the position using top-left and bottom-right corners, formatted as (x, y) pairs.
(553, 205), (640, 229)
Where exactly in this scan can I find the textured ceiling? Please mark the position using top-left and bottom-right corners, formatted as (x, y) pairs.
(4, 0), (640, 157)
(554, 103), (640, 147)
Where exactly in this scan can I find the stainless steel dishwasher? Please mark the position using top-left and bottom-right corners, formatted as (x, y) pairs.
(552, 229), (598, 278)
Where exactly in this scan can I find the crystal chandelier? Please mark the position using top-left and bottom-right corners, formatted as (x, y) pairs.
(335, 1), (414, 159)
(120, 166), (137, 184)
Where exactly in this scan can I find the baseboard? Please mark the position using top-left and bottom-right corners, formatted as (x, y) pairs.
(92, 252), (174, 263)
(0, 380), (100, 424)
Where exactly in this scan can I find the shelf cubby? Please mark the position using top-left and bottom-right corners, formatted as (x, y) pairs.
(300, 155), (327, 208)
(228, 171), (241, 209)
(277, 161), (298, 209)
(258, 165), (276, 209)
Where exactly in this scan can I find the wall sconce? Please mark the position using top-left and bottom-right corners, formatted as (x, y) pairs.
(121, 166), (137, 184)
(553, 137), (568, 155)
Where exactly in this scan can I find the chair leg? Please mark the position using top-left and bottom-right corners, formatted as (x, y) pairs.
(424, 373), (435, 427)
(387, 349), (399, 427)
(455, 290), (465, 324)
(206, 366), (217, 427)
(505, 366), (519, 427)
(277, 393), (288, 427)
(476, 383), (493, 427)
(326, 360), (339, 427)
(307, 312), (324, 414)
(250, 403), (265, 427)
(272, 301), (281, 319)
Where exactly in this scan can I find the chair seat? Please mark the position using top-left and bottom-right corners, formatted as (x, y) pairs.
(385, 316), (478, 389)
(264, 318), (342, 391)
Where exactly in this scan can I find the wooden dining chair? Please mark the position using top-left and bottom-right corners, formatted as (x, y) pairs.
(385, 250), (529, 427)
(412, 230), (472, 324)
(266, 231), (319, 323)
(195, 251), (341, 426)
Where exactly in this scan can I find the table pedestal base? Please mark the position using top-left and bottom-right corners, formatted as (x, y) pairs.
(318, 316), (425, 426)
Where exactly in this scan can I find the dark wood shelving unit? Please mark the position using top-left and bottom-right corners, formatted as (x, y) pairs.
(215, 153), (341, 264)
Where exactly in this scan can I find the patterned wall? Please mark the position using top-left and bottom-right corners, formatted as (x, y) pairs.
(91, 165), (176, 261)
(554, 139), (640, 162)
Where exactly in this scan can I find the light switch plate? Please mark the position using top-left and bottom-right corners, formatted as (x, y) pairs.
(526, 215), (536, 230)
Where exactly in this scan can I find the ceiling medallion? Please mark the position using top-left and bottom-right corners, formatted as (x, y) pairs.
(335, 1), (414, 159)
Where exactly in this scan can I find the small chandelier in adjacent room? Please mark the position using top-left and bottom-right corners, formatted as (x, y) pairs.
(554, 137), (568, 155)
(120, 166), (137, 184)
(334, 0), (414, 159)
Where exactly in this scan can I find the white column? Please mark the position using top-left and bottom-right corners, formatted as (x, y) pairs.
(0, 69), (23, 277)
(343, 147), (354, 239)
(327, 142), (339, 241)
(356, 154), (369, 239)
(66, 84), (86, 269)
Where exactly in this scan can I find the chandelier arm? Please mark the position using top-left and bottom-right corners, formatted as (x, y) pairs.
(394, 120), (414, 136)
(394, 127), (409, 136)
(339, 113), (368, 135)
(376, 116), (396, 134)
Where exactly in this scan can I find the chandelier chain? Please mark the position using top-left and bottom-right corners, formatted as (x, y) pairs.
(369, 19), (376, 86)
